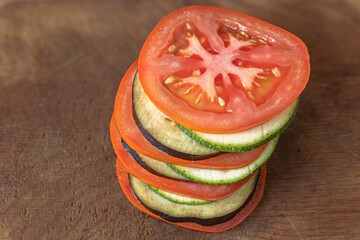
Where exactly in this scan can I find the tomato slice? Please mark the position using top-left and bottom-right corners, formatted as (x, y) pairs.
(116, 159), (266, 232)
(138, 5), (310, 133)
(113, 61), (267, 170)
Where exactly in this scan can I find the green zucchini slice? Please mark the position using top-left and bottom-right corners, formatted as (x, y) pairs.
(146, 184), (213, 205)
(139, 153), (187, 181)
(178, 98), (299, 152)
(168, 137), (278, 185)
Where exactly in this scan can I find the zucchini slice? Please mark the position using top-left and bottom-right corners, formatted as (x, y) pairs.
(168, 137), (278, 185)
(139, 153), (187, 181)
(122, 138), (269, 184)
(146, 184), (213, 205)
(178, 98), (299, 152)
(133, 71), (218, 156)
(129, 170), (258, 219)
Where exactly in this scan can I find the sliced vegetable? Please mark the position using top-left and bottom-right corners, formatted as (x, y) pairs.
(138, 5), (310, 133)
(116, 158), (267, 233)
(139, 152), (187, 180)
(146, 184), (213, 205)
(167, 137), (277, 185)
(178, 98), (298, 152)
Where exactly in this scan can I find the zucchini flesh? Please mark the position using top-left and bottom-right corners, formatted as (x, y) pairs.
(168, 137), (278, 185)
(146, 184), (213, 205)
(133, 72), (218, 155)
(129, 170), (258, 219)
(178, 98), (299, 152)
(139, 153), (187, 181)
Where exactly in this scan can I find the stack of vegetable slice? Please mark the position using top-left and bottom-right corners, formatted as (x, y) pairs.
(110, 6), (309, 233)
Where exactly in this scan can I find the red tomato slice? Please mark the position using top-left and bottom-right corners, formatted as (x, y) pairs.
(110, 119), (254, 200)
(138, 5), (310, 133)
(116, 159), (266, 232)
(113, 61), (267, 170)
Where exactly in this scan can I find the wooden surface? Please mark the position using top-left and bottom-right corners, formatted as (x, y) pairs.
(1, 0), (359, 239)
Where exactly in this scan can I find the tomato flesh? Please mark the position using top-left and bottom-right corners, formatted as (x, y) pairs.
(139, 6), (310, 133)
(163, 25), (290, 109)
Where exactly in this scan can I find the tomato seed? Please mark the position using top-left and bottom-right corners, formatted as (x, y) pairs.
(272, 67), (281, 77)
(248, 92), (255, 99)
(165, 76), (176, 84)
(192, 69), (201, 76)
(184, 86), (194, 94)
(184, 53), (193, 58)
(218, 97), (226, 106)
(254, 81), (262, 87)
(195, 93), (203, 104)
(258, 39), (267, 44)
(240, 31), (249, 38)
(257, 76), (267, 80)
(168, 45), (176, 53)
(186, 23), (192, 30)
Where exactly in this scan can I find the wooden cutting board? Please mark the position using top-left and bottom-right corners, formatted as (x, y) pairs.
(1, 0), (359, 239)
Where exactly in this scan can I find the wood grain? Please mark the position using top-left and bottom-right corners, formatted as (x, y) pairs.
(0, 0), (359, 239)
